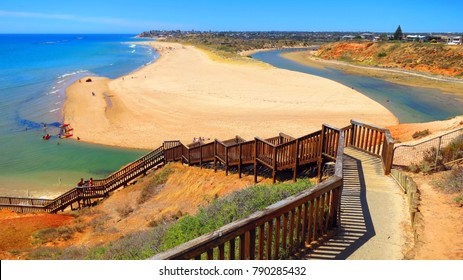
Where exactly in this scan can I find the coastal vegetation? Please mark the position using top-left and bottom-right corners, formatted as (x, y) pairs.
(407, 135), (463, 203)
(412, 129), (431, 139)
(158, 32), (314, 63)
(409, 135), (463, 173)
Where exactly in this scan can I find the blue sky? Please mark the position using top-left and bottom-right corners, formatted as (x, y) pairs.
(0, 0), (462, 34)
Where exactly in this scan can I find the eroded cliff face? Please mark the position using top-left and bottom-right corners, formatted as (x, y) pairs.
(315, 42), (463, 77)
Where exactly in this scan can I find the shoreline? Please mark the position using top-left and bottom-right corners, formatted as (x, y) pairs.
(280, 50), (463, 96)
(64, 41), (398, 150)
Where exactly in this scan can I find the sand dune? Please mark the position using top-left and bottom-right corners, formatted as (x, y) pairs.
(65, 42), (398, 150)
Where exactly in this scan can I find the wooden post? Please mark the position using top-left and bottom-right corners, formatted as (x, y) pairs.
(317, 126), (326, 182)
(199, 144), (203, 169)
(293, 139), (299, 182)
(435, 136), (442, 169)
(225, 146), (229, 176)
(254, 139), (258, 183)
(238, 143), (242, 179)
(249, 229), (256, 260)
(214, 140), (217, 172)
(239, 234), (246, 260)
(272, 146), (277, 184)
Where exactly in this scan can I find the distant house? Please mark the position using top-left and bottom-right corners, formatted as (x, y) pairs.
(427, 35), (443, 43)
(360, 33), (374, 40)
(341, 35), (356, 41)
(447, 36), (462, 45)
(406, 35), (426, 42)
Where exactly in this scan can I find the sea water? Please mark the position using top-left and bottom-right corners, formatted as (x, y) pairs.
(252, 49), (463, 123)
(0, 34), (158, 197)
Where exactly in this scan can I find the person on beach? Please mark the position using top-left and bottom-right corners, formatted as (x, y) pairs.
(77, 178), (84, 187)
(89, 178), (93, 186)
(92, 91), (95, 96)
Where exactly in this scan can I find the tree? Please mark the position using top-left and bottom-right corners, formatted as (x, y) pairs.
(394, 25), (403, 40)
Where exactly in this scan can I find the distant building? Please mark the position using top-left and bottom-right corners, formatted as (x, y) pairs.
(447, 36), (462, 45)
(406, 35), (426, 42)
(341, 35), (356, 41)
(360, 33), (374, 40)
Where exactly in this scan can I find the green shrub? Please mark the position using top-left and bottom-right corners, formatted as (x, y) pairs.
(89, 222), (170, 260)
(441, 135), (463, 163)
(408, 135), (463, 173)
(160, 179), (312, 251)
(434, 167), (463, 194)
(32, 226), (76, 245)
(28, 247), (63, 260)
(116, 203), (134, 218)
(454, 195), (463, 205)
(412, 129), (431, 139)
(137, 164), (173, 205)
(377, 52), (387, 58)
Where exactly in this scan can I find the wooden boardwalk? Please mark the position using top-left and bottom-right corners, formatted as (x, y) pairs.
(305, 147), (409, 260)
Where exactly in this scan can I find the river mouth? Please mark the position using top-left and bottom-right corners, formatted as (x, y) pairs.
(252, 49), (463, 123)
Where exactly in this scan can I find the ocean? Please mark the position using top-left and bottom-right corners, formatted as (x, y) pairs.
(0, 34), (158, 197)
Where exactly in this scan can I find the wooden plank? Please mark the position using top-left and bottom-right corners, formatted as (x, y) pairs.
(229, 238), (235, 260)
(301, 202), (308, 245)
(293, 139), (299, 181)
(274, 216), (281, 259)
(282, 212), (288, 252)
(239, 234), (245, 260)
(238, 143), (242, 178)
(323, 191), (331, 233)
(249, 229), (256, 260)
(219, 244), (225, 260)
(266, 220), (273, 259)
(307, 199), (314, 244)
(254, 139), (258, 183)
(258, 224), (265, 260)
(318, 193), (326, 236)
(313, 197), (319, 241)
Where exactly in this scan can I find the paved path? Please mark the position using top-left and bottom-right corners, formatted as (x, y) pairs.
(305, 148), (410, 260)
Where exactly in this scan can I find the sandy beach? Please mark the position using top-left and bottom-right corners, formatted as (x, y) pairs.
(64, 41), (398, 150)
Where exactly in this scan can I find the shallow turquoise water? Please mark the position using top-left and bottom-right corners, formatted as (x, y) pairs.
(0, 34), (157, 197)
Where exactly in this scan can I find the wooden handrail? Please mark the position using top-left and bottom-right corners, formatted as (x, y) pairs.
(348, 120), (394, 175)
(279, 132), (295, 142)
(255, 136), (277, 147)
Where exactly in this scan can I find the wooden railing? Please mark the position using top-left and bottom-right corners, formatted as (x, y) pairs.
(214, 137), (254, 178)
(151, 129), (345, 260)
(347, 120), (394, 174)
